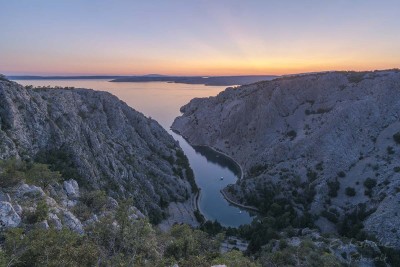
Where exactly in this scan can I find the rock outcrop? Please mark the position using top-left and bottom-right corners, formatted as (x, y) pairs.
(0, 78), (194, 222)
(172, 70), (400, 248)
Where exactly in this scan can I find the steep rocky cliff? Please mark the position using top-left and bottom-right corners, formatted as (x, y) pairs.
(0, 78), (195, 223)
(172, 70), (400, 248)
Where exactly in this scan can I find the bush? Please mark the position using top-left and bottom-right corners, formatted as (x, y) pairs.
(248, 164), (268, 177)
(345, 187), (356, 197)
(393, 132), (400, 144)
(328, 179), (340, 197)
(26, 163), (62, 187)
(24, 199), (49, 224)
(4, 228), (98, 266)
(387, 146), (395, 155)
(363, 178), (377, 190)
(0, 159), (27, 187)
(287, 130), (297, 140)
(347, 72), (366, 83)
(337, 171), (346, 178)
(80, 190), (108, 213)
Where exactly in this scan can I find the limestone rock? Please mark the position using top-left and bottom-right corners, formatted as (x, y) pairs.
(172, 70), (400, 248)
(63, 179), (79, 199)
(62, 210), (84, 234)
(16, 184), (45, 198)
(36, 220), (49, 230)
(0, 191), (11, 202)
(0, 201), (21, 228)
(48, 213), (62, 230)
(0, 79), (195, 223)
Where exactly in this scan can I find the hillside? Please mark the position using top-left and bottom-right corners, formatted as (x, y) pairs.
(0, 77), (197, 224)
(172, 70), (400, 249)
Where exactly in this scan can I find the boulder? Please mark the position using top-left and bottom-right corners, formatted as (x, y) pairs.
(62, 210), (84, 234)
(63, 179), (79, 199)
(16, 184), (45, 198)
(48, 213), (62, 230)
(0, 201), (21, 228)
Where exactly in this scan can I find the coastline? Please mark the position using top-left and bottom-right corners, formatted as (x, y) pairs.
(172, 129), (259, 213)
(195, 145), (259, 212)
(220, 188), (259, 212)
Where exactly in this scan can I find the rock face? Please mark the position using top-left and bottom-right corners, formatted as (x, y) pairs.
(172, 70), (400, 248)
(0, 78), (194, 221)
(0, 201), (21, 228)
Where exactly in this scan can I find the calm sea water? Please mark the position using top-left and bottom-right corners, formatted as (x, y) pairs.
(14, 79), (254, 227)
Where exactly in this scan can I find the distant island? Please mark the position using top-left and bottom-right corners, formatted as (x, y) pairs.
(7, 75), (126, 80)
(8, 75), (279, 86)
(110, 75), (278, 86)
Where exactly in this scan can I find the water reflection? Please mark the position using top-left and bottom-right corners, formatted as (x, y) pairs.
(192, 146), (241, 177)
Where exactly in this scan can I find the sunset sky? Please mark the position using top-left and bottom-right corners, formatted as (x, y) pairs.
(1, 0), (399, 76)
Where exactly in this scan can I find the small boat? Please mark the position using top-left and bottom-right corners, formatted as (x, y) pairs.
(220, 176), (224, 180)
(239, 211), (242, 214)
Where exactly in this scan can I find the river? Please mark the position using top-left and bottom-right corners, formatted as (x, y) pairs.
(13, 79), (254, 227)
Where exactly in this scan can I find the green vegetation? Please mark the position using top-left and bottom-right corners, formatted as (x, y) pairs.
(24, 199), (49, 224)
(0, 159), (61, 188)
(248, 164), (268, 177)
(0, 211), (257, 267)
(347, 72), (366, 83)
(345, 187), (356, 197)
(35, 148), (86, 187)
(73, 190), (109, 221)
(363, 178), (377, 189)
(363, 178), (377, 197)
(261, 239), (341, 267)
(327, 179), (340, 197)
(286, 130), (297, 140)
(175, 149), (198, 193)
(0, 74), (9, 82)
(393, 132), (400, 144)
(212, 250), (260, 267)
(3, 228), (98, 267)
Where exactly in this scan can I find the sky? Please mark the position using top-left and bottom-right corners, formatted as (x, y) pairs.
(1, 0), (399, 76)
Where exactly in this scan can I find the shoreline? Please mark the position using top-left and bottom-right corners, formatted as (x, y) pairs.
(220, 188), (259, 212)
(196, 145), (259, 212)
(173, 129), (259, 214)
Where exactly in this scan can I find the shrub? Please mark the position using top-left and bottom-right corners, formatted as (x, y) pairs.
(328, 179), (340, 197)
(26, 163), (62, 187)
(24, 199), (49, 224)
(347, 72), (366, 83)
(393, 132), (400, 144)
(363, 178), (377, 190)
(80, 190), (108, 213)
(321, 210), (339, 223)
(337, 171), (346, 178)
(4, 228), (98, 266)
(306, 169), (318, 182)
(0, 74), (9, 82)
(345, 187), (356, 197)
(287, 130), (297, 140)
(0, 159), (27, 187)
(387, 146), (395, 155)
(248, 164), (268, 177)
